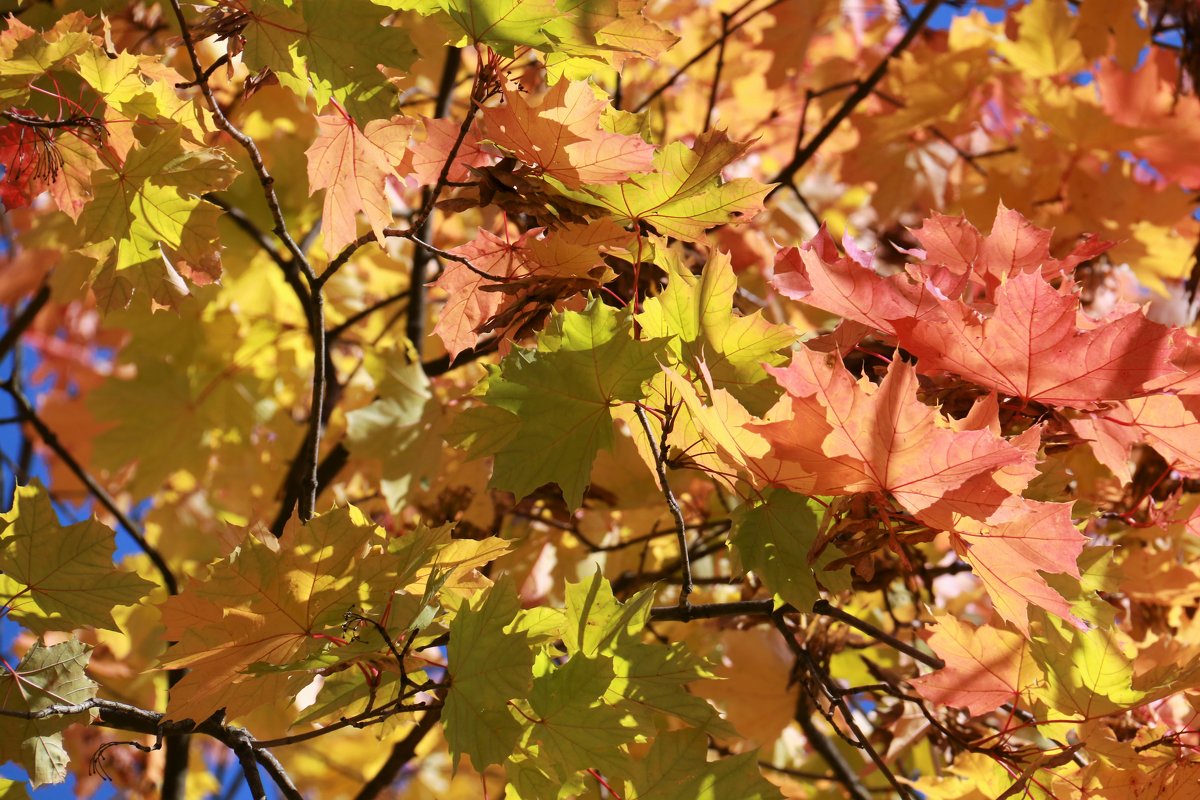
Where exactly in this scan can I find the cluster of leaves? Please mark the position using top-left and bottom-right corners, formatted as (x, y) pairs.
(1, 0), (1200, 798)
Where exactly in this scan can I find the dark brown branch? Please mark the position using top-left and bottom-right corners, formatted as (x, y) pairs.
(175, 53), (230, 88)
(0, 284), (49, 366)
(165, 0), (326, 526)
(253, 748), (304, 800)
(648, 597), (945, 670)
(0, 380), (178, 596)
(203, 195), (306, 308)
(635, 405), (693, 607)
(232, 734), (267, 800)
(352, 707), (442, 800)
(813, 598), (943, 670)
(649, 598), (772, 622)
(795, 698), (874, 800)
(774, 615), (918, 800)
(703, 12), (730, 132)
(0, 699), (303, 800)
(632, 0), (784, 113)
(770, 0), (944, 193)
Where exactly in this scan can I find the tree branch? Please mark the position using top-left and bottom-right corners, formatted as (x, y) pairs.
(0, 284), (50, 366)
(769, 0), (944, 193)
(352, 707), (443, 800)
(165, 0), (327, 526)
(0, 380), (178, 596)
(632, 0), (784, 113)
(635, 405), (693, 608)
(0, 698), (305, 800)
(813, 598), (943, 670)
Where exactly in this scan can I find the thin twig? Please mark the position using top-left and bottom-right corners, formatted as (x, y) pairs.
(253, 748), (304, 800)
(703, 12), (730, 132)
(795, 698), (874, 800)
(813, 598), (943, 670)
(632, 0), (785, 113)
(634, 405), (692, 608)
(770, 0), (944, 192)
(0, 380), (178, 596)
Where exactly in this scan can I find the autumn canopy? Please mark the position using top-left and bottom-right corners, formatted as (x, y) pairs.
(2, 0), (1200, 798)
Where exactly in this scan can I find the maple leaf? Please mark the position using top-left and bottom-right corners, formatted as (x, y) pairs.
(344, 356), (443, 511)
(77, 125), (238, 305)
(544, 0), (678, 59)
(443, 577), (533, 768)
(996, 0), (1085, 78)
(0, 640), (97, 788)
(447, 299), (666, 508)
(306, 112), (410, 255)
(948, 500), (1087, 634)
(398, 116), (491, 187)
(158, 507), (453, 722)
(432, 227), (538, 359)
(1093, 395), (1200, 478)
(906, 204), (1113, 297)
(731, 489), (851, 611)
(910, 613), (1042, 716)
(481, 80), (655, 188)
(0, 483), (155, 635)
(622, 716), (781, 798)
(520, 654), (638, 778)
(771, 227), (937, 338)
(390, 0), (559, 54)
(562, 569), (654, 657)
(560, 130), (770, 242)
(639, 249), (793, 414)
(894, 271), (1179, 408)
(0, 124), (50, 210)
(1031, 614), (1146, 719)
(752, 349), (1027, 518)
(0, 14), (92, 105)
(241, 0), (417, 119)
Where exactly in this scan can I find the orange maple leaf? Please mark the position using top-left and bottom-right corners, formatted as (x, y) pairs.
(894, 271), (1178, 408)
(306, 112), (411, 255)
(480, 80), (654, 188)
(752, 350), (1028, 517)
(910, 614), (1041, 716)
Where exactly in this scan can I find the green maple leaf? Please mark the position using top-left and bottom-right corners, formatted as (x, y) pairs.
(559, 130), (772, 243)
(563, 569), (654, 657)
(448, 299), (666, 508)
(0, 13), (92, 104)
(605, 641), (732, 735)
(77, 125), (237, 306)
(444, 576), (533, 768)
(522, 654), (637, 777)
(1030, 613), (1146, 719)
(638, 249), (793, 414)
(731, 489), (851, 612)
(0, 483), (155, 635)
(623, 727), (782, 799)
(345, 355), (444, 512)
(243, 0), (417, 119)
(396, 0), (558, 54)
(0, 640), (97, 788)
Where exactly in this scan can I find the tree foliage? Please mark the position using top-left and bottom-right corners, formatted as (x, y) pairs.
(1, 0), (1200, 798)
